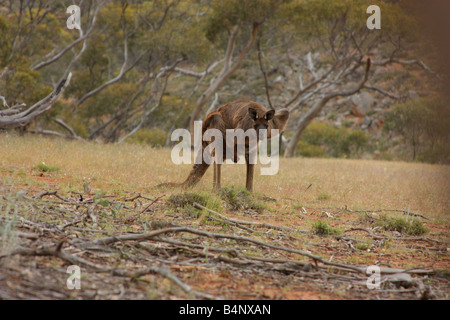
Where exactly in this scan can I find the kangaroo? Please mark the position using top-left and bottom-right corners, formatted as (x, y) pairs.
(177, 99), (290, 192)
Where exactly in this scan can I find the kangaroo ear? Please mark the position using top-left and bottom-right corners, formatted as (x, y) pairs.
(248, 107), (258, 120)
(271, 108), (290, 133)
(265, 110), (275, 121)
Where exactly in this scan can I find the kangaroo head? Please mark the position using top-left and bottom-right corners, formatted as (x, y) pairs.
(248, 107), (275, 132)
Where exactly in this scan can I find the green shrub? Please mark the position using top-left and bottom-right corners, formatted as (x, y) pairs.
(297, 122), (370, 158)
(296, 141), (327, 158)
(376, 214), (427, 235)
(33, 162), (60, 173)
(355, 242), (370, 251)
(384, 97), (450, 163)
(311, 220), (340, 236)
(338, 130), (369, 156)
(167, 192), (222, 217)
(301, 122), (339, 146)
(218, 186), (266, 213)
(317, 193), (330, 201)
(416, 141), (450, 164)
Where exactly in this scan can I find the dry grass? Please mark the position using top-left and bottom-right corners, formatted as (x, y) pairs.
(1, 133), (449, 221)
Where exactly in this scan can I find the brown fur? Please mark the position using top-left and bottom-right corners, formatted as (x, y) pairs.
(162, 100), (290, 192)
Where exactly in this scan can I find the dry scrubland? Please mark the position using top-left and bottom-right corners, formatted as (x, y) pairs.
(0, 134), (449, 300)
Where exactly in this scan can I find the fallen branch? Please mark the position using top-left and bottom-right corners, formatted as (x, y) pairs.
(194, 202), (293, 232)
(35, 190), (71, 202)
(345, 207), (429, 220)
(345, 227), (445, 244)
(111, 266), (218, 300)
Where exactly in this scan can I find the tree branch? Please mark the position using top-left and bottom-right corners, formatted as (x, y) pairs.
(166, 59), (224, 78)
(363, 84), (404, 100)
(76, 34), (130, 106)
(30, 2), (101, 70)
(372, 57), (441, 80)
(116, 57), (185, 144)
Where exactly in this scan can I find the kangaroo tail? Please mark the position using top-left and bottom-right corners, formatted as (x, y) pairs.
(155, 163), (210, 189)
(157, 113), (219, 190)
(181, 163), (210, 188)
(154, 182), (181, 189)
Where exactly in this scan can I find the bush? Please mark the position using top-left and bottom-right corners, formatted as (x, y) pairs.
(339, 130), (369, 157)
(416, 141), (450, 164)
(317, 193), (330, 201)
(301, 122), (338, 146)
(33, 162), (60, 173)
(296, 141), (327, 158)
(297, 122), (370, 158)
(167, 192), (222, 217)
(376, 214), (427, 235)
(218, 186), (266, 213)
(311, 220), (340, 236)
(384, 97), (450, 163)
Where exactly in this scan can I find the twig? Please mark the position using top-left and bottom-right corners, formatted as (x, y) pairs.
(30, 2), (103, 70)
(35, 191), (70, 202)
(125, 195), (165, 222)
(59, 219), (84, 230)
(141, 195), (165, 213)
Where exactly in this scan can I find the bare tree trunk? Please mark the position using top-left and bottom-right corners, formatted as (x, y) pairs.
(257, 38), (273, 110)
